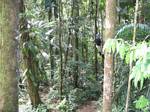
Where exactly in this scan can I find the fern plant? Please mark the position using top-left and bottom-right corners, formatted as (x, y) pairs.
(115, 24), (150, 41)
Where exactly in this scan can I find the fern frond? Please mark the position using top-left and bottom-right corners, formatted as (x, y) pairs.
(115, 24), (150, 41)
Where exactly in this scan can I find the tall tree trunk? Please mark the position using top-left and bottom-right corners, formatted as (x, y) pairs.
(85, 42), (88, 63)
(89, 0), (94, 19)
(81, 33), (88, 63)
(100, 4), (104, 68)
(94, 0), (99, 80)
(48, 11), (55, 80)
(103, 0), (117, 112)
(72, 0), (79, 88)
(49, 43), (54, 79)
(0, 0), (18, 111)
(58, 0), (63, 98)
(19, 0), (41, 107)
(64, 28), (71, 68)
(82, 39), (85, 62)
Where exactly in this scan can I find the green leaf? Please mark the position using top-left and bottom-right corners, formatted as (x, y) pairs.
(103, 39), (113, 53)
(118, 42), (126, 59)
(111, 39), (117, 53)
(125, 51), (130, 64)
(135, 95), (149, 110)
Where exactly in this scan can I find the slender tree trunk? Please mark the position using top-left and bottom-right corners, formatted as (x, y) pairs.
(125, 0), (139, 111)
(89, 0), (94, 19)
(100, 5), (104, 68)
(94, 0), (99, 80)
(25, 53), (41, 107)
(49, 43), (54, 79)
(0, 0), (18, 111)
(72, 0), (79, 88)
(58, 0), (63, 97)
(85, 42), (88, 63)
(103, 0), (117, 112)
(81, 35), (87, 63)
(19, 0), (41, 107)
(48, 14), (55, 80)
(64, 28), (71, 68)
(82, 39), (85, 62)
(26, 74), (41, 107)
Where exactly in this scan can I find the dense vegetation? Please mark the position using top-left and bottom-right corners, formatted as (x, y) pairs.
(0, 0), (150, 112)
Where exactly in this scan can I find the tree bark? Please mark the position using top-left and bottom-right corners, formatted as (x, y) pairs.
(0, 0), (18, 111)
(64, 28), (71, 68)
(72, 0), (79, 88)
(58, 0), (63, 98)
(48, 15), (54, 80)
(103, 0), (117, 112)
(94, 0), (99, 80)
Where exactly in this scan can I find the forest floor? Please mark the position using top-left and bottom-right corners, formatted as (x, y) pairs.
(19, 85), (99, 112)
(77, 101), (98, 112)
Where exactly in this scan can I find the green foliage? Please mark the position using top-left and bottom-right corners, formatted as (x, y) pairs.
(57, 86), (100, 112)
(19, 0), (150, 112)
(45, 0), (52, 10)
(135, 95), (150, 112)
(104, 39), (150, 89)
(24, 104), (48, 112)
(21, 0), (56, 85)
(48, 70), (101, 111)
(112, 105), (124, 112)
(143, 1), (150, 23)
(57, 98), (71, 112)
(49, 88), (86, 112)
(99, 0), (105, 10)
(130, 42), (150, 88)
(103, 39), (131, 63)
(115, 24), (150, 41)
(48, 88), (59, 100)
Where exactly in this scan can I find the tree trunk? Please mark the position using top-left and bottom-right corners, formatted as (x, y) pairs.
(19, 0), (41, 107)
(94, 0), (99, 80)
(0, 0), (18, 111)
(48, 17), (54, 80)
(100, 5), (104, 68)
(85, 42), (88, 63)
(26, 55), (41, 107)
(58, 0), (63, 98)
(49, 43), (54, 79)
(26, 76), (41, 107)
(64, 29), (71, 68)
(125, 0), (139, 111)
(103, 0), (117, 112)
(72, 0), (79, 88)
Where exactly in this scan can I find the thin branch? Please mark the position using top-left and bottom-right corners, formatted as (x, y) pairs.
(125, 0), (139, 112)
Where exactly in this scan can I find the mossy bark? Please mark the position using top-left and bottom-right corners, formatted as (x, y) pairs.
(0, 0), (18, 112)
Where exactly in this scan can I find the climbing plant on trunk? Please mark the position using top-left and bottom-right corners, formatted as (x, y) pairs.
(19, 0), (41, 107)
